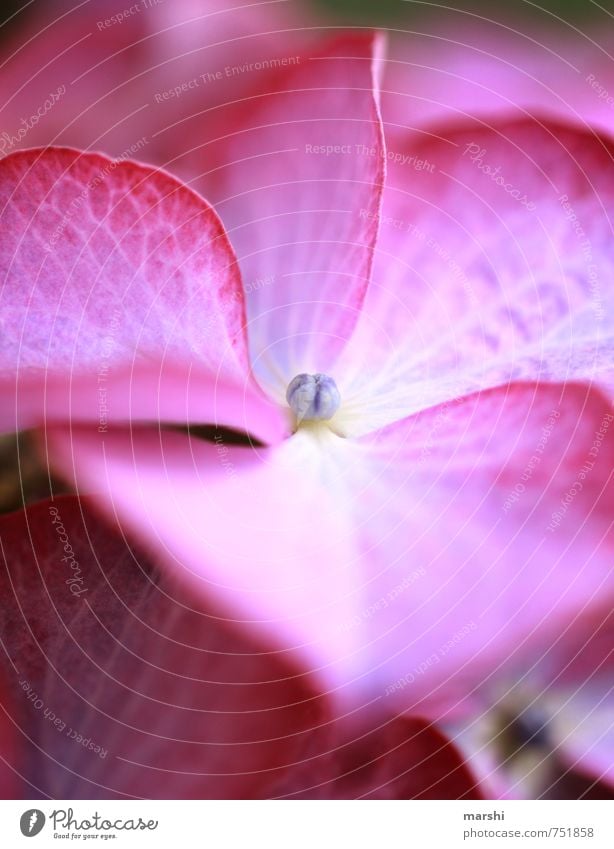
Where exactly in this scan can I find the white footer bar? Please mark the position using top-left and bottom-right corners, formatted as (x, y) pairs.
(1, 799), (612, 847)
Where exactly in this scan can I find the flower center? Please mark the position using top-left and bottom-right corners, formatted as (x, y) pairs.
(286, 373), (341, 423)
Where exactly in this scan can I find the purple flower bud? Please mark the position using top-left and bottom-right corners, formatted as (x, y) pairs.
(286, 373), (341, 422)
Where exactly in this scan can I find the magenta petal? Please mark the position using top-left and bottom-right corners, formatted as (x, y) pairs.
(337, 118), (614, 432)
(0, 147), (252, 432)
(198, 35), (386, 395)
(46, 381), (614, 719)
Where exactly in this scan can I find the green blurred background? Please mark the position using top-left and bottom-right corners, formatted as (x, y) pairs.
(1, 0), (607, 33)
(313, 0), (606, 25)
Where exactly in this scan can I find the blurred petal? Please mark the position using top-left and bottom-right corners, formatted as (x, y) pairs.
(197, 35), (386, 395)
(541, 617), (614, 790)
(336, 118), (614, 434)
(445, 610), (614, 799)
(45, 428), (361, 694)
(7, 363), (287, 447)
(0, 666), (20, 798)
(0, 496), (322, 799)
(0, 0), (309, 166)
(353, 382), (614, 717)
(0, 147), (260, 433)
(382, 17), (614, 137)
(273, 717), (481, 799)
(0, 496), (479, 799)
(46, 382), (614, 718)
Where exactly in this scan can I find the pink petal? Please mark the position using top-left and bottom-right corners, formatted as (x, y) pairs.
(0, 147), (266, 433)
(0, 0), (309, 167)
(0, 496), (479, 799)
(45, 427), (362, 694)
(382, 19), (614, 138)
(353, 381), (614, 718)
(46, 381), (614, 720)
(194, 35), (386, 397)
(336, 118), (614, 434)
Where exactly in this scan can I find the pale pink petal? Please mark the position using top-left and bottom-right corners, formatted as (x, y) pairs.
(0, 496), (480, 799)
(45, 382), (614, 719)
(195, 35), (386, 397)
(336, 118), (614, 434)
(0, 147), (263, 433)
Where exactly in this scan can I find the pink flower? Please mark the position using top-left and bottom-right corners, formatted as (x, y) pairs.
(0, 34), (613, 796)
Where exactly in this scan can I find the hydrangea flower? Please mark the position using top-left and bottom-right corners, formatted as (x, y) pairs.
(0, 34), (613, 796)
